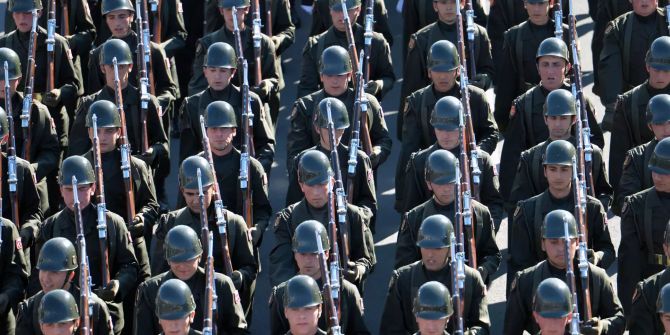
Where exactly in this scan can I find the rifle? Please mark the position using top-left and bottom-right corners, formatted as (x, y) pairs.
(340, 0), (360, 75)
(197, 167), (212, 259)
(251, 0), (263, 85)
(554, 0), (563, 39)
(563, 215), (581, 335)
(362, 0), (373, 81)
(464, 0), (476, 77)
(91, 114), (111, 287)
(325, 99), (350, 267)
(346, 52), (372, 203)
(202, 232), (217, 335)
(231, 6), (246, 85)
(326, 165), (342, 317)
(20, 10), (38, 161)
(112, 58), (137, 224)
(200, 115), (234, 275)
(149, 0), (162, 43)
(265, 0), (272, 36)
(450, 232), (465, 335)
(46, 0), (56, 93)
(667, 5), (670, 32)
(239, 61), (254, 228)
(572, 157), (593, 320)
(72, 176), (93, 335)
(315, 230), (343, 335)
(4, 62), (19, 228)
(61, 0), (71, 36)
(136, 0), (152, 153)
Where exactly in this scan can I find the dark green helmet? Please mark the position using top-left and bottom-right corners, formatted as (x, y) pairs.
(298, 150), (333, 186)
(0, 107), (8, 139)
(541, 209), (577, 239)
(39, 289), (79, 324)
(315, 98), (350, 129)
(0, 48), (22, 80)
(328, 0), (362, 10)
(204, 42), (237, 69)
(36, 237), (78, 272)
(179, 156), (215, 189)
(543, 140), (576, 166)
(101, 0), (134, 15)
(428, 40), (460, 72)
(413, 281), (453, 320)
(425, 149), (458, 185)
(646, 94), (670, 125)
(657, 283), (670, 313)
(417, 215), (454, 249)
(292, 220), (330, 253)
(205, 101), (237, 128)
(86, 100), (121, 128)
(320, 46), (353, 76)
(59, 156), (96, 185)
(536, 37), (569, 63)
(646, 36), (670, 71)
(532, 278), (572, 318)
(430, 96), (461, 131)
(155, 279), (196, 320)
(543, 89), (577, 116)
(99, 39), (133, 65)
(9, 0), (42, 12)
(164, 225), (203, 262)
(649, 137), (670, 175)
(219, 0), (251, 8)
(283, 275), (323, 308)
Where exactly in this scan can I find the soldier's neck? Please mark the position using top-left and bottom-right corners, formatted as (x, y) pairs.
(211, 144), (234, 156)
(548, 186), (571, 200)
(528, 16), (549, 26)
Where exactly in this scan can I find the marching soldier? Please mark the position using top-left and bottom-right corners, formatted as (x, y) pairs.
(486, 0), (528, 81)
(396, 95), (503, 229)
(380, 215), (490, 334)
(508, 142), (615, 284)
(36, 290), (81, 335)
(269, 220), (368, 334)
(151, 157), (257, 316)
(37, 156), (139, 335)
(297, 0), (395, 100)
(281, 275), (328, 335)
(530, 278), (574, 335)
(179, 42), (275, 173)
(609, 36), (670, 192)
(310, 0), (393, 45)
(395, 152), (501, 286)
(505, 210), (625, 334)
(16, 237), (113, 335)
(270, 150), (376, 291)
(136, 225), (248, 334)
(619, 136), (670, 314)
(286, 98), (377, 222)
(154, 279), (202, 335)
(508, 89), (612, 214)
(598, 0), (669, 130)
(412, 281), (453, 335)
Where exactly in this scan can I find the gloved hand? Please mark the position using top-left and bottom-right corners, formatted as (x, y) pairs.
(128, 216), (144, 238)
(251, 80), (273, 100)
(581, 317), (603, 335)
(469, 74), (491, 90)
(19, 227), (33, 248)
(139, 147), (156, 166)
(364, 80), (383, 96)
(369, 146), (383, 169)
(231, 270), (243, 289)
(94, 279), (119, 302)
(271, 35), (282, 50)
(43, 88), (62, 107)
(0, 294), (8, 314)
(601, 103), (616, 132)
(248, 224), (264, 248)
(344, 261), (366, 282)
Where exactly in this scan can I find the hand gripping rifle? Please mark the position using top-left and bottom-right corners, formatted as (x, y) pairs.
(5, 62), (19, 228)
(564, 215), (581, 335)
(136, 0), (153, 153)
(149, 0), (162, 43)
(450, 232), (465, 335)
(572, 157), (593, 321)
(73, 176), (93, 335)
(340, 0), (360, 76)
(46, 0), (56, 93)
(252, 0), (263, 85)
(92, 114), (111, 286)
(200, 115), (234, 275)
(202, 233), (218, 335)
(316, 230), (343, 335)
(239, 61), (254, 228)
(20, 10), (38, 161)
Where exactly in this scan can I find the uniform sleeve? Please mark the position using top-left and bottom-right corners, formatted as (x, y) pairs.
(394, 213), (420, 269)
(66, 97), (93, 157)
(475, 207), (501, 286)
(14, 299), (34, 335)
(628, 281), (659, 334)
(148, 96), (170, 161)
(297, 39), (321, 99)
(0, 222), (29, 305)
(507, 203), (536, 284)
(149, 214), (171, 275)
(150, 43), (178, 109)
(588, 201), (615, 270)
(92, 295), (114, 335)
(188, 40), (208, 96)
(595, 272), (626, 334)
(86, 48), (104, 95)
(344, 282), (370, 334)
(585, 98), (604, 149)
(401, 0), (419, 60)
(614, 149), (642, 216)
(309, 0), (328, 36)
(507, 152), (535, 211)
(597, 21), (624, 105)
(269, 286), (289, 335)
(215, 275), (249, 334)
(251, 158), (272, 229)
(55, 38), (84, 101)
(250, 95), (276, 172)
(271, 0), (296, 56)
(350, 206), (376, 275)
(399, 155), (424, 213)
(134, 159), (160, 228)
(159, 0), (188, 58)
(133, 282), (161, 335)
(31, 106), (60, 181)
(68, 0), (97, 56)
(284, 156), (303, 207)
(379, 271), (412, 334)
(400, 34), (426, 103)
(367, 95), (392, 166)
(465, 270), (491, 333)
(479, 153), (503, 228)
(269, 213), (298, 286)
(499, 100), (527, 201)
(593, 146), (613, 211)
(353, 153), (377, 217)
(503, 273), (532, 335)
(473, 26), (495, 89)
(178, 97), (200, 162)
(230, 217), (258, 292)
(373, 0), (393, 46)
(399, 96), (422, 180)
(472, 89), (498, 155)
(111, 217), (140, 300)
(493, 30), (520, 131)
(18, 162), (43, 248)
(286, 100), (313, 164)
(371, 35), (395, 99)
(608, 96), (633, 196)
(617, 198), (645, 314)
(260, 37), (284, 92)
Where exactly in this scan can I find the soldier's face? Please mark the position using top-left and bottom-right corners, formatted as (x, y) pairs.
(182, 185), (214, 213)
(40, 320), (79, 335)
(650, 121), (670, 141)
(0, 78), (20, 98)
(429, 69), (458, 93)
(204, 67), (235, 91)
(541, 237), (577, 269)
(320, 73), (351, 96)
(60, 183), (96, 210)
(524, 2), (551, 25)
(221, 7), (249, 31)
(420, 247), (450, 271)
(207, 127), (237, 154)
(434, 128), (459, 150)
(88, 127), (120, 153)
(101, 64), (133, 89)
(284, 305), (322, 335)
(432, 0), (461, 25)
(427, 182), (456, 206)
(416, 317), (449, 335)
(39, 270), (70, 293)
(329, 7), (361, 32)
(169, 257), (200, 280)
(295, 252), (321, 278)
(158, 312), (195, 335)
(652, 171), (670, 192)
(647, 65), (670, 89)
(316, 127), (344, 150)
(537, 56), (568, 91)
(300, 182), (330, 208)
(543, 165), (572, 193)
(631, 0), (658, 17)
(532, 312), (571, 335)
(544, 115), (575, 140)
(105, 10), (134, 38)
(12, 11), (40, 33)
(660, 312), (670, 333)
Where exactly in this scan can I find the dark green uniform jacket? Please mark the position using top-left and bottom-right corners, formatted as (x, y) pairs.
(505, 260), (625, 335)
(0, 218), (30, 335)
(0, 153), (42, 249)
(614, 140), (656, 215)
(486, 0), (527, 77)
(310, 0), (393, 45)
(284, 329), (327, 335)
(628, 268), (670, 334)
(270, 278), (368, 334)
(618, 187), (670, 314)
(380, 260), (490, 334)
(395, 198), (501, 285)
(134, 268), (249, 335)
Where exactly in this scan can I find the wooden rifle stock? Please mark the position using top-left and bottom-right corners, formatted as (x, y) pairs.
(20, 11), (38, 162)
(571, 158), (593, 320)
(450, 233), (465, 335)
(240, 61), (254, 228)
(73, 176), (93, 335)
(265, 0), (272, 36)
(202, 233), (217, 335)
(316, 231), (343, 335)
(563, 215), (582, 335)
(61, 0), (71, 36)
(91, 114), (111, 286)
(340, 0), (359, 76)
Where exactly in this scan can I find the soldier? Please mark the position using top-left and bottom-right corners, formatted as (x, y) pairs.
(151, 157), (257, 316)
(286, 99), (377, 222)
(297, 0), (395, 100)
(396, 95), (503, 230)
(154, 279), (201, 335)
(16, 237), (113, 335)
(281, 275), (328, 335)
(507, 143), (615, 284)
(530, 278), (573, 335)
(619, 136), (670, 314)
(395, 152), (501, 286)
(499, 37), (604, 210)
(614, 94), (670, 215)
(505, 211), (625, 334)
(179, 42), (275, 173)
(508, 91), (612, 214)
(380, 215), (489, 334)
(287, 46), (391, 172)
(270, 150), (375, 291)
(494, 0), (568, 131)
(269, 220), (367, 334)
(609, 37), (670, 192)
(137, 225), (248, 334)
(412, 281), (453, 335)
(37, 156), (139, 335)
(486, 0), (528, 80)
(598, 0), (669, 130)
(310, 0), (393, 45)
(36, 290), (81, 335)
